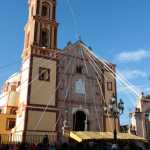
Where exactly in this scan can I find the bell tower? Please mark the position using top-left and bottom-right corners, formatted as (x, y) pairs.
(22, 0), (57, 59)
(14, 0), (58, 143)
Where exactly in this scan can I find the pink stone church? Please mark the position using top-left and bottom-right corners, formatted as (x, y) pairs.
(0, 0), (117, 143)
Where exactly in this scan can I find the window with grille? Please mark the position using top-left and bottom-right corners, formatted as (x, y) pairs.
(41, 2), (51, 19)
(39, 67), (50, 81)
(6, 119), (16, 130)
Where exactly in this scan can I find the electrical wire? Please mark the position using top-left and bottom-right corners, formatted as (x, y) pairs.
(85, 53), (104, 130)
(87, 53), (114, 132)
(82, 45), (139, 97)
(81, 48), (102, 131)
(33, 55), (74, 130)
(0, 61), (20, 71)
(65, 0), (80, 39)
(84, 48), (139, 129)
(52, 56), (76, 131)
(84, 47), (140, 99)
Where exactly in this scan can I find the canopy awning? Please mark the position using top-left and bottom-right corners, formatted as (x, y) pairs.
(69, 131), (146, 143)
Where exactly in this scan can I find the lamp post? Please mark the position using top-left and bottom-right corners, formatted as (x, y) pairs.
(104, 96), (124, 144)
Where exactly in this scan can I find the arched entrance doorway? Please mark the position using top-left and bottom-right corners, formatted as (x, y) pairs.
(73, 111), (86, 131)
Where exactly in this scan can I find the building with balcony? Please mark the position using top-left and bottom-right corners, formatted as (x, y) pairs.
(130, 92), (150, 140)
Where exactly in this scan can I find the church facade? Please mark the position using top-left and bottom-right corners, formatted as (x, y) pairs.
(0, 0), (117, 143)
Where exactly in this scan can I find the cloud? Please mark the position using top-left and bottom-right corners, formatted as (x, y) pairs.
(117, 69), (150, 99)
(116, 69), (148, 97)
(116, 49), (150, 62)
(120, 69), (147, 79)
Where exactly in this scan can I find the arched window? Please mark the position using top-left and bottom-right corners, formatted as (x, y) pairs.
(40, 29), (49, 47)
(41, 2), (51, 18)
(42, 5), (48, 16)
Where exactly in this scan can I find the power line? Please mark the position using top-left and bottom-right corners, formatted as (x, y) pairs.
(65, 0), (80, 40)
(84, 46), (140, 98)
(34, 56), (74, 130)
(0, 61), (20, 71)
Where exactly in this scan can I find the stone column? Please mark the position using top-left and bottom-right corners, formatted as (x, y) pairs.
(84, 116), (88, 131)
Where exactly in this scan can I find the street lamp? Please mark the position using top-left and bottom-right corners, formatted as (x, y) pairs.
(104, 96), (124, 144)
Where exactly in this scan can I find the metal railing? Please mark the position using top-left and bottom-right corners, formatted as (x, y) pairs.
(0, 133), (57, 144)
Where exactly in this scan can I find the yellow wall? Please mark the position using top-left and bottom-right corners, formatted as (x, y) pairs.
(15, 58), (30, 133)
(27, 110), (56, 131)
(0, 114), (16, 135)
(30, 57), (56, 106)
(0, 114), (16, 143)
(19, 58), (30, 105)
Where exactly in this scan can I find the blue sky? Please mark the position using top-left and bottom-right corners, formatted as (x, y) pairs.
(0, 0), (150, 125)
